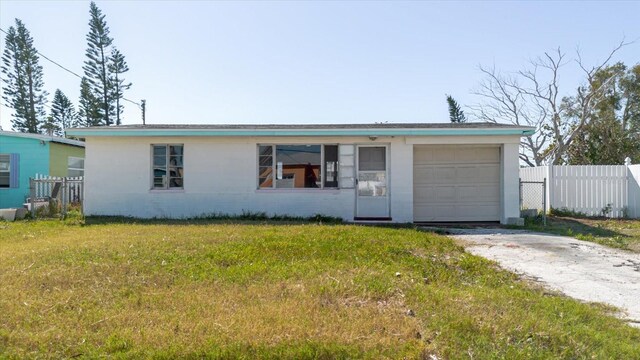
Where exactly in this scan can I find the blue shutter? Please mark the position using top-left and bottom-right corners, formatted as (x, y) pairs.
(9, 153), (19, 188)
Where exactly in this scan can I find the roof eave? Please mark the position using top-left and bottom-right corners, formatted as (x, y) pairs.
(1, 131), (85, 147)
(66, 127), (535, 137)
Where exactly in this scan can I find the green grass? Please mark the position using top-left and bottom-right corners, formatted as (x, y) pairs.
(1, 218), (639, 359)
(522, 216), (640, 252)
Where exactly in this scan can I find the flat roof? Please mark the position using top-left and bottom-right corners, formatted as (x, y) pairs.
(0, 131), (85, 147)
(66, 122), (535, 137)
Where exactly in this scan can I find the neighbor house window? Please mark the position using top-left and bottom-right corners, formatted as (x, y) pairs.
(258, 145), (338, 189)
(67, 157), (84, 177)
(0, 154), (9, 188)
(152, 144), (184, 189)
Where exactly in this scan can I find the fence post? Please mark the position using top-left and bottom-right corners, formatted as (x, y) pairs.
(625, 157), (631, 218)
(29, 177), (36, 218)
(543, 178), (547, 226)
(519, 178), (523, 214)
(61, 177), (67, 218)
(545, 166), (553, 214)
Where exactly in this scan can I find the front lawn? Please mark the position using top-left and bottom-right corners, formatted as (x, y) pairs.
(1, 219), (639, 359)
(523, 216), (640, 253)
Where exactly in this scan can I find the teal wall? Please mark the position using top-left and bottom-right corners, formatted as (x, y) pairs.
(0, 134), (50, 208)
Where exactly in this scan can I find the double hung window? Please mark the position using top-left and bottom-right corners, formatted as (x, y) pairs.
(68, 157), (84, 177)
(152, 144), (184, 189)
(0, 154), (9, 188)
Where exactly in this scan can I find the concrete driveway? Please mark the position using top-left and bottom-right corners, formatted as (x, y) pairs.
(448, 228), (640, 326)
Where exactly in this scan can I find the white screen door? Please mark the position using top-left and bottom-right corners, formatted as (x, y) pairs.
(356, 145), (389, 218)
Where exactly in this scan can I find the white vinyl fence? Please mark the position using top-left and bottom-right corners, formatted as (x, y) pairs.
(520, 163), (640, 218)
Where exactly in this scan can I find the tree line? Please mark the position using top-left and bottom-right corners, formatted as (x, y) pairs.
(1, 2), (132, 136)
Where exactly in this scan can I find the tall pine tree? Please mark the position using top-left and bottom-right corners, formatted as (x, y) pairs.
(44, 89), (78, 136)
(446, 95), (466, 123)
(83, 1), (114, 126)
(41, 116), (60, 137)
(109, 48), (131, 125)
(1, 19), (47, 133)
(78, 77), (102, 127)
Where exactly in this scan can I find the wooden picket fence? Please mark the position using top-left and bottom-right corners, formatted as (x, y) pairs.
(29, 174), (84, 217)
(520, 164), (640, 218)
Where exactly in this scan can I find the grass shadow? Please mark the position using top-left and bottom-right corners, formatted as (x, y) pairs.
(525, 216), (625, 238)
(520, 216), (640, 252)
(82, 213), (345, 227)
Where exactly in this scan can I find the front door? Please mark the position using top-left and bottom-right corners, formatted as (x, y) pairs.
(356, 145), (389, 219)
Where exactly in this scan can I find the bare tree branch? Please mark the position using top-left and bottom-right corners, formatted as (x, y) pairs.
(470, 40), (634, 166)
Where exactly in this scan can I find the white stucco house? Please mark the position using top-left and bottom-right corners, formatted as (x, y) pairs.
(66, 123), (534, 224)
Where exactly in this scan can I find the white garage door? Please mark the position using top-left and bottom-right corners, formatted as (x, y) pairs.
(413, 145), (501, 222)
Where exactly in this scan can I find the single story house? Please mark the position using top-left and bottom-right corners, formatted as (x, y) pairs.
(66, 123), (533, 224)
(0, 131), (85, 208)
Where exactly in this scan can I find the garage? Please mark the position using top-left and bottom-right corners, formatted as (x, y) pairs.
(413, 145), (501, 222)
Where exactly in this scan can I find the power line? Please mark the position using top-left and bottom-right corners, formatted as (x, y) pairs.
(0, 27), (142, 108)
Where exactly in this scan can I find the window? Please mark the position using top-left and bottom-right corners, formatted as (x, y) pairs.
(258, 144), (339, 189)
(67, 157), (84, 177)
(152, 144), (184, 189)
(0, 154), (9, 188)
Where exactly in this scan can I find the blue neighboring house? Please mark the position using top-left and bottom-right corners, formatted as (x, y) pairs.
(0, 131), (85, 209)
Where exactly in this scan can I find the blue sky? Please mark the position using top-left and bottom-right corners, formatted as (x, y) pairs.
(0, 1), (639, 130)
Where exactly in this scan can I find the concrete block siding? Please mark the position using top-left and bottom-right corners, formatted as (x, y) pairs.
(84, 134), (522, 223)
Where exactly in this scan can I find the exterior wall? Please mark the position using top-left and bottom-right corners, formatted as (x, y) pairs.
(0, 135), (50, 208)
(501, 143), (521, 222)
(84, 135), (522, 223)
(49, 142), (85, 177)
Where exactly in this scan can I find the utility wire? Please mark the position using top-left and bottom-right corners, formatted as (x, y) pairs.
(0, 27), (142, 108)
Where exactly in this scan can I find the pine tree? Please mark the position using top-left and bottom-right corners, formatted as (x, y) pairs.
(108, 48), (131, 125)
(83, 1), (114, 126)
(46, 89), (78, 136)
(41, 115), (60, 136)
(446, 94), (466, 123)
(1, 19), (47, 133)
(78, 77), (102, 127)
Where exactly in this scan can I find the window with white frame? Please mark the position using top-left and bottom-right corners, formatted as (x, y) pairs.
(67, 157), (84, 177)
(152, 144), (184, 189)
(0, 154), (9, 188)
(258, 144), (339, 189)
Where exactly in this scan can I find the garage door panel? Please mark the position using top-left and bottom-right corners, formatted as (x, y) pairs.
(413, 166), (456, 183)
(456, 165), (500, 182)
(456, 204), (500, 220)
(456, 147), (499, 163)
(413, 145), (501, 222)
(413, 204), (499, 222)
(413, 204), (457, 220)
(413, 185), (456, 203)
(415, 165), (499, 185)
(414, 184), (499, 203)
(457, 185), (500, 201)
